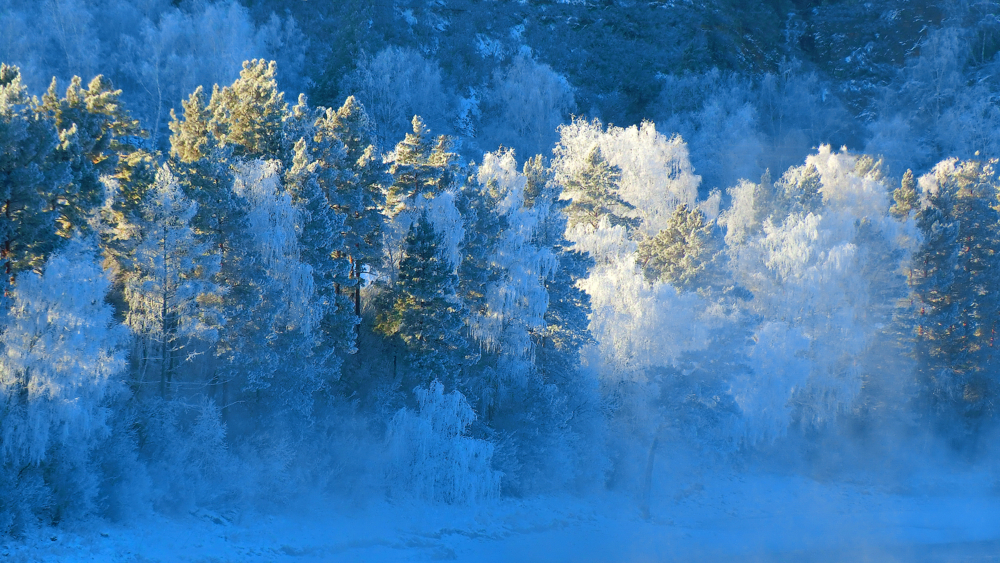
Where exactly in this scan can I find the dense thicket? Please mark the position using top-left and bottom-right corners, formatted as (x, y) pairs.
(2, 0), (1000, 535)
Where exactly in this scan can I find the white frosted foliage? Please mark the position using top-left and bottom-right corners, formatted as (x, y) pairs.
(123, 164), (220, 350)
(552, 120), (714, 382)
(726, 147), (916, 438)
(553, 119), (701, 237)
(387, 380), (500, 504)
(470, 151), (556, 384)
(0, 238), (127, 465)
(233, 159), (318, 334)
(580, 255), (713, 382)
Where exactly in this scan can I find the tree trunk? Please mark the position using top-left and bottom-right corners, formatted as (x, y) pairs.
(353, 257), (362, 341)
(159, 334), (167, 399)
(640, 424), (668, 520)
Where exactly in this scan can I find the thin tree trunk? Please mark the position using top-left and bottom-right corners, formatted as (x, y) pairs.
(159, 334), (167, 399)
(640, 424), (668, 520)
(3, 198), (14, 294)
(353, 257), (362, 341)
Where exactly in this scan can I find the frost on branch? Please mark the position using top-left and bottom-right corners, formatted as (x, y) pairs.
(386, 380), (500, 504)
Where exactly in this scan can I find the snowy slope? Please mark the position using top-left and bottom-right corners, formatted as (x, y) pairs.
(5, 468), (997, 563)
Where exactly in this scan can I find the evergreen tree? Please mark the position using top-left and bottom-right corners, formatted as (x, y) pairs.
(912, 159), (1000, 433)
(0, 65), (60, 301)
(891, 169), (919, 220)
(285, 138), (351, 373)
(637, 203), (718, 290)
(303, 96), (385, 345)
(207, 60), (287, 161)
(381, 116), (462, 289)
(561, 146), (636, 231)
(37, 74), (141, 238)
(377, 211), (465, 385)
(168, 86), (213, 164)
(322, 96), (388, 325)
(385, 116), (456, 218)
(167, 83), (256, 417)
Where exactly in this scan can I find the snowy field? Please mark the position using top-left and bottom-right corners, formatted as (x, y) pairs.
(6, 467), (997, 563)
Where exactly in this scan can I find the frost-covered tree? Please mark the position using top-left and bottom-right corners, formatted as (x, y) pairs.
(465, 151), (554, 388)
(755, 61), (853, 175)
(342, 47), (452, 148)
(480, 54), (575, 160)
(525, 155), (593, 393)
(0, 237), (127, 532)
(551, 118), (715, 384)
(656, 70), (763, 194)
(724, 147), (917, 441)
(553, 118), (701, 241)
(229, 159), (325, 416)
(117, 164), (221, 398)
(386, 380), (499, 504)
(462, 150), (602, 493)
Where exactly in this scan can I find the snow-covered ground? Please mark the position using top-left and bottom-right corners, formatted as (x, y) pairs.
(5, 467), (997, 562)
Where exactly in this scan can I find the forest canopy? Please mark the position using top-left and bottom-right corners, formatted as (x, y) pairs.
(1, 0), (1000, 536)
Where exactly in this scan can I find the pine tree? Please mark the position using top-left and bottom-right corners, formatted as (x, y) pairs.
(381, 115), (461, 288)
(561, 146), (636, 231)
(321, 96), (388, 327)
(637, 203), (717, 290)
(207, 60), (287, 161)
(285, 138), (350, 373)
(377, 211), (465, 384)
(0, 65), (61, 301)
(37, 74), (141, 238)
(168, 86), (213, 164)
(522, 154), (547, 209)
(910, 159), (1000, 433)
(167, 84), (247, 416)
(385, 116), (455, 218)
(891, 169), (919, 219)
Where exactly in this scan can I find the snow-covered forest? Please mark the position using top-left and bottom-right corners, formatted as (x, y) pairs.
(1, 0), (1000, 559)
